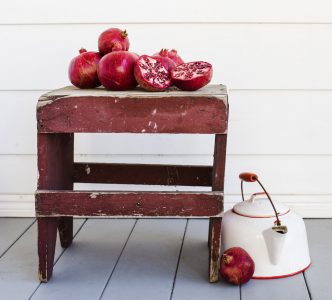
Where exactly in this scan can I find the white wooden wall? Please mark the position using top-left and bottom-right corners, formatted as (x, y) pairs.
(1, 0), (332, 217)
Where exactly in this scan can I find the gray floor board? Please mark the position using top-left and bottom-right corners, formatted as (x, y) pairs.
(0, 218), (34, 257)
(0, 219), (85, 300)
(241, 273), (310, 300)
(101, 219), (187, 300)
(172, 219), (240, 300)
(31, 219), (136, 300)
(0, 218), (331, 300)
(304, 219), (332, 300)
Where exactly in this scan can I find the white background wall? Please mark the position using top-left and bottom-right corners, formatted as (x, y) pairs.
(0, 0), (331, 217)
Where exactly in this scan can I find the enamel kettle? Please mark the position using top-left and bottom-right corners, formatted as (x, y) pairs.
(221, 172), (311, 279)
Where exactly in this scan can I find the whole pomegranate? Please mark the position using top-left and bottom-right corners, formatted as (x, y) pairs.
(219, 247), (255, 285)
(152, 49), (177, 72)
(171, 61), (213, 91)
(134, 55), (171, 92)
(98, 51), (138, 90)
(98, 28), (130, 55)
(154, 49), (184, 66)
(68, 48), (101, 89)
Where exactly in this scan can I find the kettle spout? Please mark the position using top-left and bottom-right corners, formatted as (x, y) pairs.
(263, 226), (288, 265)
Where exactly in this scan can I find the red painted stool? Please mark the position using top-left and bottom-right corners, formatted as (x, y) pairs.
(35, 85), (228, 282)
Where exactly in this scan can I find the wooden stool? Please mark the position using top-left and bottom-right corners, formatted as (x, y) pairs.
(35, 85), (228, 282)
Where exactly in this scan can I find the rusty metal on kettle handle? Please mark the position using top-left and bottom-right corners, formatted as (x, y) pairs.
(273, 225), (288, 234)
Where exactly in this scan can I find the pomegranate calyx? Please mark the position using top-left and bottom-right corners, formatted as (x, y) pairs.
(121, 30), (128, 39)
(159, 48), (169, 56)
(79, 48), (87, 54)
(222, 254), (233, 265)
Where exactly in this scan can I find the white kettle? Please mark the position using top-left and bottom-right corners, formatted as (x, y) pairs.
(221, 172), (311, 279)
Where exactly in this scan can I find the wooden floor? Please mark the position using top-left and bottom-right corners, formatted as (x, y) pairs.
(0, 218), (330, 300)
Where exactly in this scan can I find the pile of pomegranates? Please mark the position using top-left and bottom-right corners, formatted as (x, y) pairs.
(68, 28), (213, 91)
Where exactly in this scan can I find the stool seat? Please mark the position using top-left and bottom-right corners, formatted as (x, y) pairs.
(36, 85), (228, 283)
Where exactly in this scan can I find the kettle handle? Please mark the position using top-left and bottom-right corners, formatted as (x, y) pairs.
(239, 172), (282, 226)
(239, 172), (258, 182)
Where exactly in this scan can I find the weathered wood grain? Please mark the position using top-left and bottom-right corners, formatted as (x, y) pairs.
(100, 219), (186, 300)
(37, 95), (227, 134)
(73, 163), (212, 186)
(36, 191), (223, 217)
(40, 85), (227, 100)
(37, 133), (74, 281)
(209, 134), (227, 282)
(31, 219), (136, 300)
(172, 219), (240, 300)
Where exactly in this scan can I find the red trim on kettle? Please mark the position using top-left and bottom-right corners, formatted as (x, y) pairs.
(232, 208), (290, 219)
(252, 263), (311, 279)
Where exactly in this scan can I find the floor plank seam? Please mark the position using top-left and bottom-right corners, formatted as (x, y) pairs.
(169, 218), (189, 300)
(28, 218), (88, 300)
(98, 218), (138, 300)
(303, 272), (313, 300)
(0, 218), (36, 260)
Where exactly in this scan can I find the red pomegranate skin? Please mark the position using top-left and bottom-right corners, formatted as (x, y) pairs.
(154, 49), (184, 67)
(152, 54), (176, 72)
(171, 61), (213, 91)
(98, 28), (130, 55)
(68, 48), (101, 89)
(98, 51), (138, 90)
(219, 247), (255, 285)
(167, 49), (184, 65)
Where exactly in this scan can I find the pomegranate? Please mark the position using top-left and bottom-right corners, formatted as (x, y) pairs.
(68, 48), (101, 89)
(219, 247), (255, 285)
(134, 55), (171, 92)
(167, 49), (184, 65)
(154, 49), (184, 66)
(152, 49), (177, 72)
(171, 61), (213, 91)
(98, 28), (130, 55)
(98, 51), (138, 90)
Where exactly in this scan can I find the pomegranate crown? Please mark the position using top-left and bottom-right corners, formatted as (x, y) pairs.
(121, 30), (128, 39)
(158, 48), (168, 56)
(79, 48), (87, 54)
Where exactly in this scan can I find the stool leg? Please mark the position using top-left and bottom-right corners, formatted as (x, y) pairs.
(37, 133), (74, 281)
(58, 217), (73, 248)
(208, 220), (212, 249)
(209, 217), (222, 282)
(38, 217), (58, 282)
(209, 134), (227, 282)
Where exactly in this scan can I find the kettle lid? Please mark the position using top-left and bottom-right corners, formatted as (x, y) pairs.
(233, 193), (290, 218)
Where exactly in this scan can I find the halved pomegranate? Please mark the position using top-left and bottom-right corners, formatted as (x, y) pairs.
(134, 55), (171, 92)
(171, 61), (213, 91)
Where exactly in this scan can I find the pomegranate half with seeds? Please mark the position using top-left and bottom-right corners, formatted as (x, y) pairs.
(171, 61), (213, 91)
(134, 55), (171, 92)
